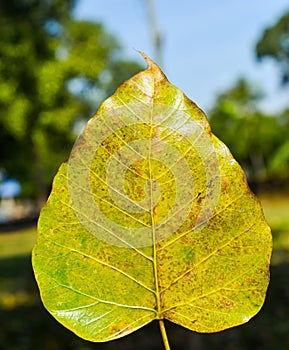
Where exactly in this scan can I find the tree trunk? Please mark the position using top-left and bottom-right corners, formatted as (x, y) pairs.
(249, 151), (267, 191)
(32, 141), (47, 210)
(144, 0), (164, 66)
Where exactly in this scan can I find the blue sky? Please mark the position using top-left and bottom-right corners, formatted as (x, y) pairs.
(74, 0), (289, 113)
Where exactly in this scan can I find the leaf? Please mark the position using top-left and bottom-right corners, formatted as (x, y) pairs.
(32, 53), (272, 343)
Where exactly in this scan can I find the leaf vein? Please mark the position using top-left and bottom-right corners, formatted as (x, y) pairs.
(160, 222), (256, 293)
(42, 270), (156, 312)
(44, 236), (156, 294)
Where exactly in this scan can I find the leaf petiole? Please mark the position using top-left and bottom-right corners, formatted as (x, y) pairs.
(159, 319), (171, 350)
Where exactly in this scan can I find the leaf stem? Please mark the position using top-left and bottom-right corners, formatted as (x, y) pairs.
(159, 319), (171, 350)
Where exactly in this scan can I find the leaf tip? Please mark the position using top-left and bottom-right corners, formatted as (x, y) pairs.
(137, 50), (156, 69)
(135, 50), (165, 80)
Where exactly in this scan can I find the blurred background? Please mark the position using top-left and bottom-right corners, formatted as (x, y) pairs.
(0, 0), (289, 349)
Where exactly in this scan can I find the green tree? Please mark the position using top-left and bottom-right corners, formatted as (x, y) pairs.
(256, 10), (289, 84)
(209, 78), (283, 189)
(254, 9), (289, 188)
(268, 108), (289, 181)
(0, 0), (142, 206)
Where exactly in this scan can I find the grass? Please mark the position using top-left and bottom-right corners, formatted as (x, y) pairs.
(260, 195), (289, 264)
(0, 196), (289, 350)
(0, 227), (37, 312)
(262, 198), (289, 231)
(0, 226), (37, 258)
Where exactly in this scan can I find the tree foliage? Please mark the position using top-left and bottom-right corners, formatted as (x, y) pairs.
(208, 78), (286, 189)
(268, 108), (289, 180)
(0, 0), (142, 204)
(256, 10), (289, 84)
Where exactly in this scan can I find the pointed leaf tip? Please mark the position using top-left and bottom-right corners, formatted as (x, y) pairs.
(138, 51), (156, 68)
(137, 51), (165, 80)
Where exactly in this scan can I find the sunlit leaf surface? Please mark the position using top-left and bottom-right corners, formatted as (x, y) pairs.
(32, 53), (272, 342)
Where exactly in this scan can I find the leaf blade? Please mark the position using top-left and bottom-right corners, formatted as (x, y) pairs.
(32, 54), (272, 342)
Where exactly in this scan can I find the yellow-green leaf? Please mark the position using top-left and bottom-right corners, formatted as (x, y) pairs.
(32, 53), (272, 343)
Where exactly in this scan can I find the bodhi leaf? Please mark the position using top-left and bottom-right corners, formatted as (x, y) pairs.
(32, 53), (272, 344)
